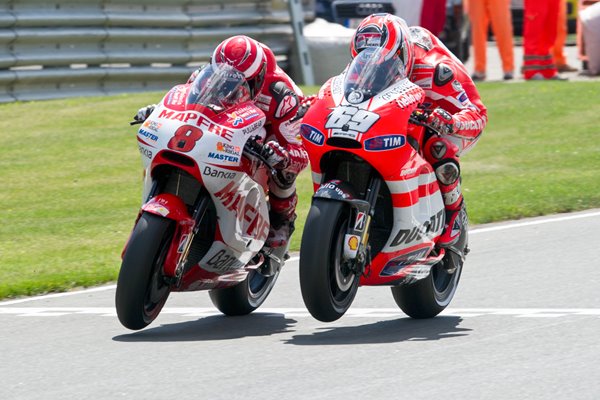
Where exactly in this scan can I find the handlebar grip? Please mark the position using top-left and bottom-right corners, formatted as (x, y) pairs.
(243, 137), (277, 171)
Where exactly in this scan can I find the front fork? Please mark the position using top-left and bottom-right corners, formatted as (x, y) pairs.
(314, 175), (382, 274)
(171, 189), (211, 285)
(139, 180), (211, 288)
(342, 176), (380, 269)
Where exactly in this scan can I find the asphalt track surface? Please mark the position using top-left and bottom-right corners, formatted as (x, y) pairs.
(1, 209), (600, 400)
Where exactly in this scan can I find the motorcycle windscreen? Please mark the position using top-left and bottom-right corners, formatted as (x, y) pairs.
(187, 64), (252, 112)
(343, 47), (407, 104)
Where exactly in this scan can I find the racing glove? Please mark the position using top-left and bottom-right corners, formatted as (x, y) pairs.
(290, 95), (315, 122)
(134, 104), (156, 123)
(427, 107), (455, 135)
(262, 140), (290, 170)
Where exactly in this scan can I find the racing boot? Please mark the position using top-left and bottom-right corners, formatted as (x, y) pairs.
(438, 200), (466, 249)
(265, 192), (297, 248)
(265, 212), (296, 248)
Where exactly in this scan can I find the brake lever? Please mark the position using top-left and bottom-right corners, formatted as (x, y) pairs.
(243, 136), (277, 173)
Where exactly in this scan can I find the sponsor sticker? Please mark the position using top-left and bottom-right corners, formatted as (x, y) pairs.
(343, 234), (360, 259)
(138, 129), (158, 142)
(354, 211), (366, 231)
(203, 166), (236, 180)
(300, 124), (325, 146)
(208, 152), (239, 163)
(142, 119), (162, 132)
(216, 141), (241, 155)
(138, 145), (153, 159)
(144, 203), (169, 217)
(226, 112), (244, 127)
(364, 135), (406, 151)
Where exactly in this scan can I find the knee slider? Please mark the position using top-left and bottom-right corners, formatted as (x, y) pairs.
(435, 160), (460, 185)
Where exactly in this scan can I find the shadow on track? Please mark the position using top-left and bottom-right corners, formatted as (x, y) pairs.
(286, 316), (470, 345)
(112, 313), (296, 342)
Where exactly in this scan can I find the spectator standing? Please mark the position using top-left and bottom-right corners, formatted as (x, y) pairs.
(467, 0), (514, 81)
(420, 0), (447, 35)
(522, 0), (562, 79)
(553, 0), (578, 72)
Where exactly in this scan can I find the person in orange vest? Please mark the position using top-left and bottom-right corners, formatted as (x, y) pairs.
(522, 0), (563, 79)
(467, 0), (515, 81)
(553, 0), (578, 72)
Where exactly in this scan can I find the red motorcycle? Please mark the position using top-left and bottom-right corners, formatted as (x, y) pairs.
(299, 47), (468, 322)
(116, 64), (288, 330)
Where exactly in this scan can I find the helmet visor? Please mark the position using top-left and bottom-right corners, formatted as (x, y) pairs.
(187, 64), (251, 111)
(343, 47), (405, 103)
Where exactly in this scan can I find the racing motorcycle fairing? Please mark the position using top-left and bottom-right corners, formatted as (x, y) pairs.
(131, 66), (274, 290)
(301, 48), (447, 285)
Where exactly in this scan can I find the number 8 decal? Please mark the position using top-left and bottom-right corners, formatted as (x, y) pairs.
(168, 125), (203, 152)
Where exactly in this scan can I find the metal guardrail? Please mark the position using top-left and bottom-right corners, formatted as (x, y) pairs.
(0, 0), (315, 102)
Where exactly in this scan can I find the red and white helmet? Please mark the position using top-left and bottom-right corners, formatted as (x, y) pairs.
(212, 35), (268, 99)
(350, 13), (414, 75)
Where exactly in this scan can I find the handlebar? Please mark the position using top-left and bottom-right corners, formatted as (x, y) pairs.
(409, 108), (443, 136)
(130, 120), (143, 126)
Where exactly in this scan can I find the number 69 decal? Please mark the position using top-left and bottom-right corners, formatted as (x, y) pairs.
(168, 125), (203, 152)
(325, 106), (379, 133)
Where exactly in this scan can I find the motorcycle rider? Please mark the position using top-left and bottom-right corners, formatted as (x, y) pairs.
(348, 13), (488, 249)
(134, 35), (309, 248)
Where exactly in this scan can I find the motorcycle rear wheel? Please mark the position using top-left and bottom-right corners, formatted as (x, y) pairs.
(299, 199), (360, 322)
(115, 213), (173, 330)
(391, 253), (463, 319)
(208, 262), (281, 316)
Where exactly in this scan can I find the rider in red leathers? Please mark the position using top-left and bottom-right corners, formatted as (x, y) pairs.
(348, 13), (488, 249)
(134, 35), (309, 248)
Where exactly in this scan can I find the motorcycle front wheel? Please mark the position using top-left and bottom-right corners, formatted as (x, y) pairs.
(208, 263), (281, 316)
(115, 212), (173, 330)
(299, 199), (360, 322)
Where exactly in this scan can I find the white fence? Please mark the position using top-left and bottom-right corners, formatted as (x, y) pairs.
(0, 0), (315, 102)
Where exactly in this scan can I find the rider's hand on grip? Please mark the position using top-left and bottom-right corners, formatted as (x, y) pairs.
(426, 107), (455, 135)
(262, 140), (290, 170)
(290, 95), (315, 122)
(134, 104), (156, 123)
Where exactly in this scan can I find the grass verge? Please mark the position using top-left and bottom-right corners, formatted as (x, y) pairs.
(1, 81), (599, 299)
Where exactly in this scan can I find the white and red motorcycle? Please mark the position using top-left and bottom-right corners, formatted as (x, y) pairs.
(116, 64), (287, 330)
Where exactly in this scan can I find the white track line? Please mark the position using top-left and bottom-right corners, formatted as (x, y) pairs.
(470, 210), (600, 234)
(1, 210), (599, 305)
(0, 307), (599, 318)
(0, 256), (300, 305)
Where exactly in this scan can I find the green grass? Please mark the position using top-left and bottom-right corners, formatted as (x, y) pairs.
(1, 81), (599, 299)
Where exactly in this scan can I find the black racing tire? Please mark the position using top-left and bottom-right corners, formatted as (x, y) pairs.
(299, 199), (360, 322)
(115, 213), (173, 330)
(208, 265), (281, 316)
(391, 253), (463, 319)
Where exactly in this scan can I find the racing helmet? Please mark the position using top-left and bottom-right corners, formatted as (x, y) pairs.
(212, 35), (267, 100)
(350, 13), (414, 77)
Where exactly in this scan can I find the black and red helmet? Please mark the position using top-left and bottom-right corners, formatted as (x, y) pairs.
(350, 13), (414, 75)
